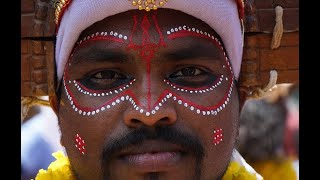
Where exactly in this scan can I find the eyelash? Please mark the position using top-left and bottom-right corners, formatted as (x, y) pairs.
(78, 70), (132, 90)
(167, 67), (218, 88)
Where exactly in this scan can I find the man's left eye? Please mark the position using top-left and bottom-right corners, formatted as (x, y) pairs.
(170, 67), (204, 77)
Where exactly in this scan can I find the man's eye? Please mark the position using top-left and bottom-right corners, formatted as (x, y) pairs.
(79, 70), (131, 90)
(168, 67), (217, 88)
(171, 67), (203, 77)
(93, 71), (117, 79)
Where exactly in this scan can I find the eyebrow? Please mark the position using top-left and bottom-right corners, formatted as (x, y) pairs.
(71, 47), (130, 65)
(164, 43), (222, 61)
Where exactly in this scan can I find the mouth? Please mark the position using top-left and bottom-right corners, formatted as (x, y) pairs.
(115, 140), (188, 172)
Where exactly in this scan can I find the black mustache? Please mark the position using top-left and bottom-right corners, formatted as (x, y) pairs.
(101, 126), (204, 166)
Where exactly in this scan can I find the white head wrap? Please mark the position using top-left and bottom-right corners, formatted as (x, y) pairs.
(56, 0), (243, 82)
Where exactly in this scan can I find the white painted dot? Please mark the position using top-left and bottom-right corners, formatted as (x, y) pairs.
(112, 102), (116, 106)
(159, 103), (162, 106)
(197, 109), (201, 114)
(178, 100), (182, 104)
(190, 91), (193, 93)
(136, 107), (139, 110)
(116, 99), (120, 103)
(155, 106), (159, 110)
(173, 97), (177, 100)
(169, 93), (172, 97)
(207, 111), (210, 115)
(107, 105), (111, 109)
(179, 26), (182, 30)
(190, 106), (194, 111)
(75, 108), (78, 112)
(151, 110), (156, 114)
(119, 34), (123, 38)
(79, 110), (82, 114)
(83, 112), (86, 115)
(175, 28), (178, 31)
(110, 31), (113, 35)
(146, 112), (150, 116)
(171, 28), (174, 32)
(92, 111), (95, 115)
(202, 111), (206, 115)
(87, 112), (91, 115)
(101, 107), (105, 111)
(167, 31), (171, 35)
(184, 103), (188, 107)
(124, 36), (128, 40)
(166, 95), (170, 98)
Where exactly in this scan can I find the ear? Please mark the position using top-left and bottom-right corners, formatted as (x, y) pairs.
(49, 95), (60, 115)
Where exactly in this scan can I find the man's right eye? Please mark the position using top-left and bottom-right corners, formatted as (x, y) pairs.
(78, 70), (131, 90)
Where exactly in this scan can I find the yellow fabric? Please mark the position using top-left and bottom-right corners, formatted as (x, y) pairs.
(34, 151), (260, 180)
(251, 158), (297, 180)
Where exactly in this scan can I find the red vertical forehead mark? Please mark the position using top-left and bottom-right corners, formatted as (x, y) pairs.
(127, 14), (166, 111)
(212, 128), (223, 146)
(75, 134), (86, 155)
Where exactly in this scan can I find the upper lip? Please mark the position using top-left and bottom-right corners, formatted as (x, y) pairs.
(115, 140), (186, 158)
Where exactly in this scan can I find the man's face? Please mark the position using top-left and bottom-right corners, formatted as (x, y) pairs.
(58, 9), (240, 180)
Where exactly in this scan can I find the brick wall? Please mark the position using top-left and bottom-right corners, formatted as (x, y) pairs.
(21, 0), (55, 96)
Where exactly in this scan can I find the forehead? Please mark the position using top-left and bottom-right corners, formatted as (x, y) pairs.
(77, 9), (222, 42)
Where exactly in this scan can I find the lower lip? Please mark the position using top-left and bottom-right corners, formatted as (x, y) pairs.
(121, 151), (182, 172)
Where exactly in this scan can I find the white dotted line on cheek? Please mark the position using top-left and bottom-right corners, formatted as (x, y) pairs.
(76, 31), (128, 45)
(164, 75), (224, 94)
(69, 79), (136, 97)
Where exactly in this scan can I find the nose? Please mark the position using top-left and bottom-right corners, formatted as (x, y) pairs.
(123, 106), (177, 128)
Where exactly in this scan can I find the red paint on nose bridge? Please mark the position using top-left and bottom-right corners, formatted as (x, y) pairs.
(127, 14), (166, 111)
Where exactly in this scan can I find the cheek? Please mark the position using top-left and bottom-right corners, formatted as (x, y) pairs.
(58, 89), (124, 158)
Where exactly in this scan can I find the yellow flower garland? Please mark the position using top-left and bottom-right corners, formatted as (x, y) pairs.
(251, 158), (297, 180)
(34, 151), (259, 180)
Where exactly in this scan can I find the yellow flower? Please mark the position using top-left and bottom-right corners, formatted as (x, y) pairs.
(252, 158), (297, 180)
(222, 161), (258, 180)
(34, 151), (75, 180)
(34, 151), (260, 180)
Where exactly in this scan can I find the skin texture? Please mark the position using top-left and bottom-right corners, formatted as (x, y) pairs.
(57, 9), (240, 180)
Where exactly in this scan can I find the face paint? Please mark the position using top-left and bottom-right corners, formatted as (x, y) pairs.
(75, 134), (86, 155)
(212, 128), (223, 146)
(163, 74), (224, 94)
(127, 14), (166, 111)
(73, 79), (136, 97)
(63, 22), (234, 117)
